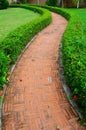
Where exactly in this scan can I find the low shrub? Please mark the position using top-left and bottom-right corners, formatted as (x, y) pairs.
(0, 51), (10, 90)
(31, 5), (86, 121)
(62, 13), (86, 120)
(0, 4), (52, 89)
(0, 0), (9, 10)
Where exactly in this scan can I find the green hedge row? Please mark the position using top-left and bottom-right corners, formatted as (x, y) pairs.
(0, 4), (52, 90)
(62, 12), (86, 120)
(32, 5), (86, 120)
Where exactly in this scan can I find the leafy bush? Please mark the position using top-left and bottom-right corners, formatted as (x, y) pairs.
(0, 51), (10, 90)
(0, 0), (9, 9)
(46, 0), (58, 6)
(32, 5), (86, 121)
(62, 12), (86, 119)
(0, 4), (52, 89)
(21, 0), (28, 4)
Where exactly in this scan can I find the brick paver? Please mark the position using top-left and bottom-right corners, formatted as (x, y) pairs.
(2, 13), (86, 130)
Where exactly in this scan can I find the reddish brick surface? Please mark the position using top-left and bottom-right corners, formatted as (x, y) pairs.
(2, 13), (86, 130)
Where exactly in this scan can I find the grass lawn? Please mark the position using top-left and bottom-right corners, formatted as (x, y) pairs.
(69, 9), (86, 42)
(75, 9), (86, 43)
(0, 7), (40, 41)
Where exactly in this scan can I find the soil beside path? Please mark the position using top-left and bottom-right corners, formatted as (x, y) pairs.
(2, 13), (85, 130)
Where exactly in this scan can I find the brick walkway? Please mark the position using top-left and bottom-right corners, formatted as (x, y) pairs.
(2, 13), (85, 130)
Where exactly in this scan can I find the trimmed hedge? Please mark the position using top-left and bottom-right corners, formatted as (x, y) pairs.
(0, 4), (52, 90)
(62, 12), (86, 120)
(0, 51), (10, 88)
(31, 5), (86, 121)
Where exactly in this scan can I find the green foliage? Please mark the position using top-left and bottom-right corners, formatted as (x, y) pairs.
(0, 4), (52, 89)
(72, 0), (84, 8)
(46, 0), (58, 6)
(0, 51), (10, 90)
(21, 0), (28, 4)
(72, 0), (84, 5)
(62, 11), (86, 120)
(0, 96), (4, 105)
(0, 0), (9, 10)
(63, 9), (86, 120)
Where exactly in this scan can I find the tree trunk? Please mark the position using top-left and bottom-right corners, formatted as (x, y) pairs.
(58, 0), (61, 6)
(36, 0), (40, 4)
(62, 0), (64, 7)
(77, 1), (80, 8)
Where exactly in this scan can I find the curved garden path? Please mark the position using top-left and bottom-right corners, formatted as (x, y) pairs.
(2, 13), (85, 130)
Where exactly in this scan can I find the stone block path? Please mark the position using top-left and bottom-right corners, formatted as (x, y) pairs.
(2, 13), (86, 130)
